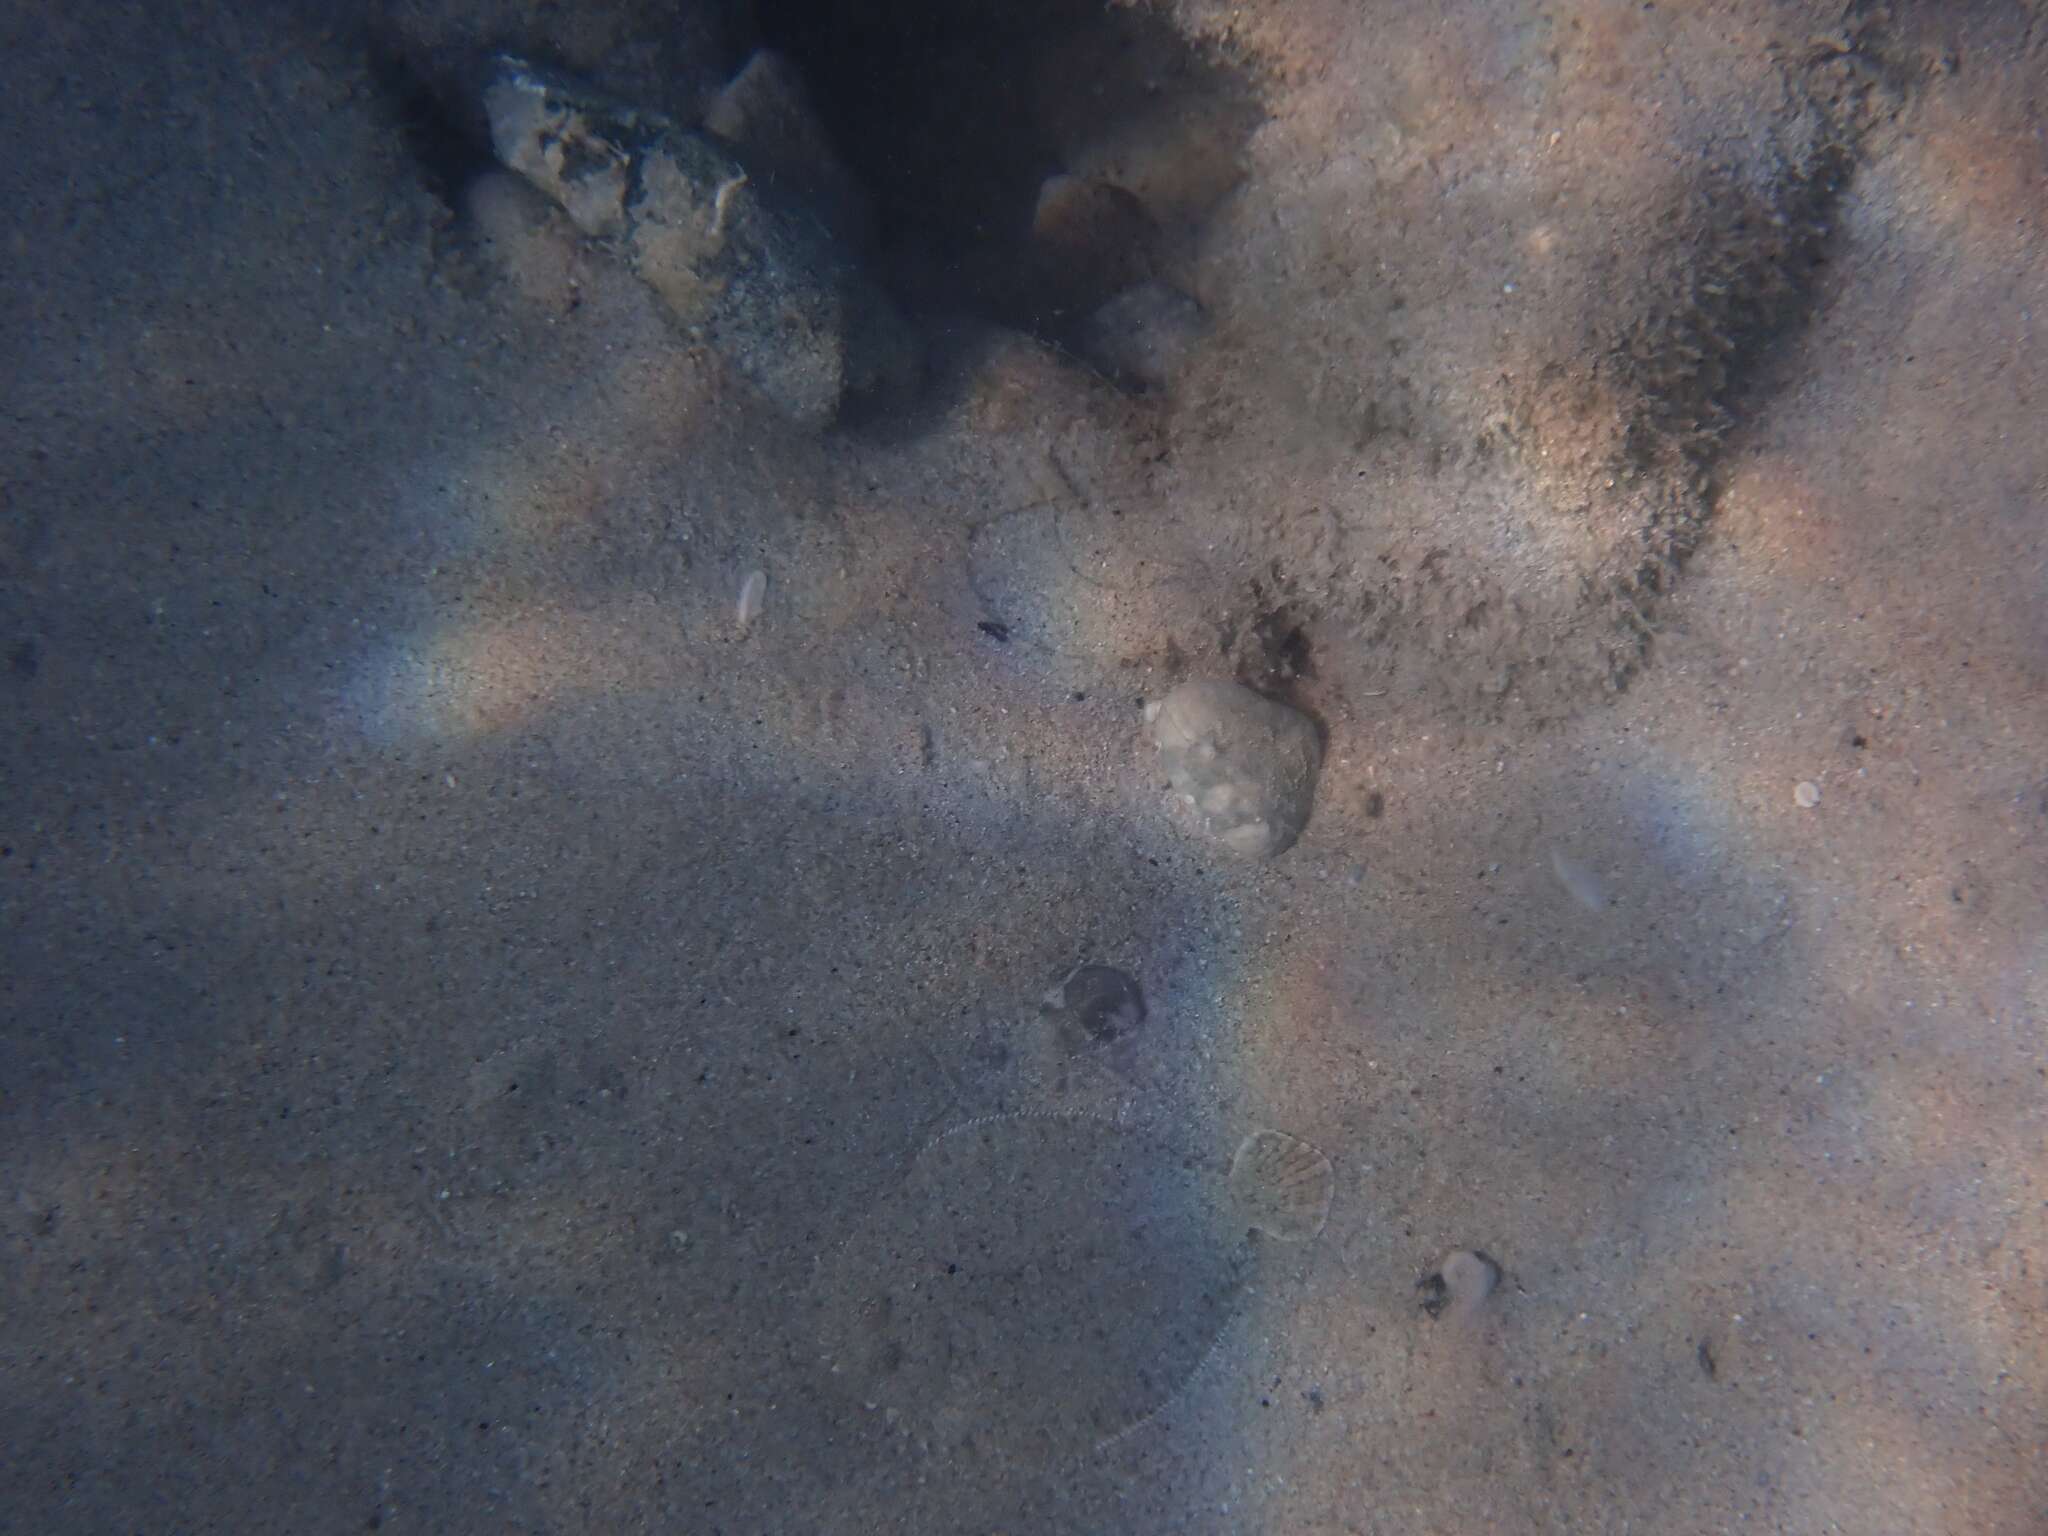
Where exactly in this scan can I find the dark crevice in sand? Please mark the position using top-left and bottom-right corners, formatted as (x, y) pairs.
(1596, 29), (1902, 688)
(749, 0), (1260, 346)
(365, 40), (501, 213)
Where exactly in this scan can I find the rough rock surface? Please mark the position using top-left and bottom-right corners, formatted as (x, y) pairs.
(703, 49), (874, 251)
(1148, 679), (1322, 857)
(484, 55), (914, 424)
(1080, 280), (1207, 390)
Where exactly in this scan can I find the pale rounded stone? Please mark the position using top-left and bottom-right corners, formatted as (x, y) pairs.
(1148, 679), (1321, 858)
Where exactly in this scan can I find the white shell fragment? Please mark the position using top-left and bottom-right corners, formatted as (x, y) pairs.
(1549, 848), (1610, 911)
(1793, 780), (1821, 809)
(1226, 1128), (1335, 1243)
(736, 568), (767, 630)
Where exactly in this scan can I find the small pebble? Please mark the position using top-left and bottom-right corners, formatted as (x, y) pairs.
(1441, 1250), (1499, 1306)
(1420, 1249), (1501, 1320)
(1549, 848), (1609, 911)
(1793, 780), (1821, 809)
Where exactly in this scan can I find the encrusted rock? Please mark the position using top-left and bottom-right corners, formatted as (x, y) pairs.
(484, 56), (915, 424)
(1148, 679), (1321, 858)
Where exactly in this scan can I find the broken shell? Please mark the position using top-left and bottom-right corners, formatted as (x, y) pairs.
(1227, 1129), (1334, 1242)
